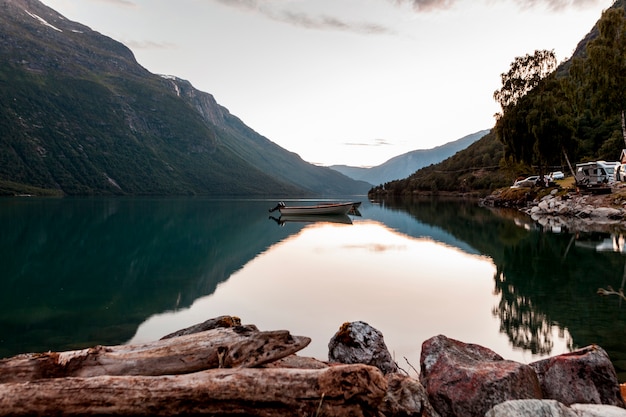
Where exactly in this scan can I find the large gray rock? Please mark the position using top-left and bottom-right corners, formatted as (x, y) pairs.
(530, 345), (625, 408)
(571, 403), (626, 417)
(328, 321), (398, 374)
(486, 400), (626, 417)
(419, 335), (542, 417)
(485, 399), (576, 417)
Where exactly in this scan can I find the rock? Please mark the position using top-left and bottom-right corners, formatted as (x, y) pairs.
(538, 199), (551, 212)
(486, 400), (626, 417)
(590, 207), (623, 219)
(328, 321), (398, 374)
(485, 399), (576, 417)
(380, 373), (441, 417)
(571, 403), (626, 417)
(419, 335), (542, 417)
(530, 345), (625, 407)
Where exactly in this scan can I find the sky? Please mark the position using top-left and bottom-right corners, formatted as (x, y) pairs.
(39, 0), (615, 167)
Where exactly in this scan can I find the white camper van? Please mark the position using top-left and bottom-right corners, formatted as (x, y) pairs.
(575, 161), (619, 187)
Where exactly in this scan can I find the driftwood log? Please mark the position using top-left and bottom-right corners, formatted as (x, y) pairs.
(0, 325), (310, 383)
(0, 365), (388, 417)
(0, 316), (408, 416)
(160, 315), (243, 339)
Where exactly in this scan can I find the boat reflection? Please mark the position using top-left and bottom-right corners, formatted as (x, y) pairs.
(269, 214), (353, 226)
(574, 232), (626, 253)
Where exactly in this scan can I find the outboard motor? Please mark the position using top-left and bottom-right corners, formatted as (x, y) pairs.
(268, 201), (285, 213)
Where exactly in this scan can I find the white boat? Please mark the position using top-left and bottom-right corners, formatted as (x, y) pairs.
(269, 201), (356, 215)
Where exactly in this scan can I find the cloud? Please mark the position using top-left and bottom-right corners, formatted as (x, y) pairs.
(512, 0), (606, 11)
(125, 40), (176, 50)
(343, 138), (394, 147)
(212, 0), (395, 35)
(279, 10), (392, 34)
(92, 0), (137, 7)
(390, 0), (456, 12)
(390, 0), (605, 12)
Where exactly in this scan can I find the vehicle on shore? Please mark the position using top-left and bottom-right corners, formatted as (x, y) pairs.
(548, 171), (564, 180)
(511, 176), (540, 188)
(575, 161), (619, 188)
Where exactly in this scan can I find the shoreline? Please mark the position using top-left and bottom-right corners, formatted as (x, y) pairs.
(481, 184), (626, 233)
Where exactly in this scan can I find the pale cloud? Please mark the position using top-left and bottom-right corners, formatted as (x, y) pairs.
(278, 10), (391, 34)
(391, 0), (605, 12)
(344, 138), (394, 147)
(210, 0), (605, 34)
(92, 0), (137, 7)
(212, 0), (394, 34)
(125, 40), (177, 50)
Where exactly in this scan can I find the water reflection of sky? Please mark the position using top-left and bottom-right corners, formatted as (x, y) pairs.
(128, 219), (572, 371)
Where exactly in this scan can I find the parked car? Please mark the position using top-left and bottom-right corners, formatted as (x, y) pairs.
(549, 171), (564, 180)
(511, 175), (540, 188)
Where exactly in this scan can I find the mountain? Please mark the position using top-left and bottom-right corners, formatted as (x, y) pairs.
(0, 0), (370, 196)
(330, 129), (490, 185)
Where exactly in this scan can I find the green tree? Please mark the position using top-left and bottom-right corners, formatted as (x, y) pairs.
(494, 50), (570, 175)
(569, 7), (626, 149)
(494, 49), (557, 112)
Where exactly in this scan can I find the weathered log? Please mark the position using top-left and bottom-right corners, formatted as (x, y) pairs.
(160, 315), (243, 339)
(0, 364), (387, 417)
(0, 326), (310, 383)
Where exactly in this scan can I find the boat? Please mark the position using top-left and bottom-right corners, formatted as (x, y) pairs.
(269, 214), (353, 226)
(268, 201), (357, 215)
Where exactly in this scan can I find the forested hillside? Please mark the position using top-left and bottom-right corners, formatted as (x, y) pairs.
(369, 130), (507, 196)
(370, 0), (626, 197)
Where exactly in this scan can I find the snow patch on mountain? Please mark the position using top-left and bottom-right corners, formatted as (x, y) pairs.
(24, 9), (62, 32)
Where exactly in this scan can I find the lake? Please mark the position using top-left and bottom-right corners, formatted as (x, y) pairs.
(0, 197), (625, 381)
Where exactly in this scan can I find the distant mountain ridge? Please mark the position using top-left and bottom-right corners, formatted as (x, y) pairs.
(330, 129), (490, 185)
(0, 0), (370, 196)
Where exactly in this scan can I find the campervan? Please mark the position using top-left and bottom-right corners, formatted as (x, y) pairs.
(597, 161), (620, 183)
(575, 161), (619, 187)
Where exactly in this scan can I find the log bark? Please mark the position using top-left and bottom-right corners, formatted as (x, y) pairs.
(0, 364), (387, 417)
(0, 326), (310, 383)
(160, 315), (243, 339)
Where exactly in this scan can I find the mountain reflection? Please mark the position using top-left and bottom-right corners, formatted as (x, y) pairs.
(0, 198), (301, 356)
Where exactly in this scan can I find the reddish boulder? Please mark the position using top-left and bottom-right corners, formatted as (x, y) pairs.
(419, 335), (542, 417)
(328, 321), (398, 374)
(530, 345), (625, 408)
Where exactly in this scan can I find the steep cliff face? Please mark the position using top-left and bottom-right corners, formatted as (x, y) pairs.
(0, 0), (369, 196)
(163, 76), (228, 127)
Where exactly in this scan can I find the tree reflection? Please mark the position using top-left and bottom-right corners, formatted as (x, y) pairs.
(493, 269), (564, 355)
(377, 197), (624, 370)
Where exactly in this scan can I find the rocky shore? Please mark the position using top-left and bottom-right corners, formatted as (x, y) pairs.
(1, 316), (624, 417)
(481, 184), (626, 233)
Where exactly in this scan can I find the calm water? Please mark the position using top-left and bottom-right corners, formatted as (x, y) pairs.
(0, 197), (625, 381)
